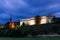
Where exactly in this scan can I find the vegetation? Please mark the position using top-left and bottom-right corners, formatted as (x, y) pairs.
(35, 15), (41, 25)
(0, 15), (60, 37)
(0, 23), (60, 37)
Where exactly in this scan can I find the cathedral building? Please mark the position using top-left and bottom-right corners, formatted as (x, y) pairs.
(20, 14), (53, 26)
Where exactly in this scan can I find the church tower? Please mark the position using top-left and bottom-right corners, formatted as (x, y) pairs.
(10, 16), (12, 23)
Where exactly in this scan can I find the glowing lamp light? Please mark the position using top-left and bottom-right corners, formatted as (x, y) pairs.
(11, 22), (15, 28)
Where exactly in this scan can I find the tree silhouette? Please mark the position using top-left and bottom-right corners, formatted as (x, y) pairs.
(21, 22), (26, 26)
(51, 16), (56, 23)
(35, 15), (41, 25)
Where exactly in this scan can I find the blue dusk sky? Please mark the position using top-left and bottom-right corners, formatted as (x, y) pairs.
(0, 0), (60, 24)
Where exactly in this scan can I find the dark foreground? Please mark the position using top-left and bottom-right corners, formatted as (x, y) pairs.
(0, 24), (60, 37)
(0, 36), (60, 40)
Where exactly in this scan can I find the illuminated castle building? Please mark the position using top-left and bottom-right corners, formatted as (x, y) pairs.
(20, 14), (53, 26)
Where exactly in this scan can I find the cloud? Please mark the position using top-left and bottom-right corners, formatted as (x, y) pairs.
(53, 12), (60, 17)
(0, 0), (29, 10)
(0, 0), (60, 24)
(0, 13), (10, 19)
(47, 4), (60, 10)
(0, 0), (30, 23)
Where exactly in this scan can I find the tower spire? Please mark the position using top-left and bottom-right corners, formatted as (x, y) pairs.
(10, 16), (12, 23)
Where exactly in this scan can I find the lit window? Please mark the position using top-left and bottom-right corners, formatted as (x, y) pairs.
(20, 22), (23, 26)
(27, 20), (35, 25)
(40, 16), (47, 24)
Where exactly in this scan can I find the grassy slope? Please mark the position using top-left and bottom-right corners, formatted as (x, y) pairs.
(0, 37), (60, 40)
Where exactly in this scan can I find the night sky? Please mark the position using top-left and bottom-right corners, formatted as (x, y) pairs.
(0, 0), (60, 24)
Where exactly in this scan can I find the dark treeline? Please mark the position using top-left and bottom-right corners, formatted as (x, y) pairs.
(0, 23), (60, 37)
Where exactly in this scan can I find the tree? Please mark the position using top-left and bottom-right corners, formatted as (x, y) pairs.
(35, 15), (41, 25)
(51, 16), (56, 23)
